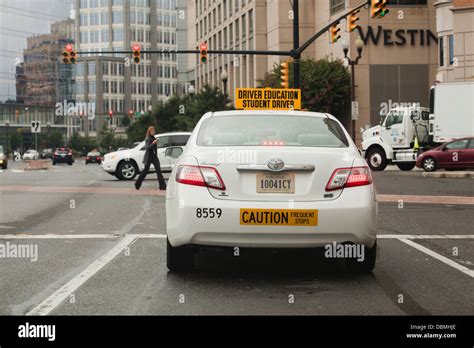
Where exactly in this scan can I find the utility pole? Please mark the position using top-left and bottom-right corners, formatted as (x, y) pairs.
(292, 0), (300, 89)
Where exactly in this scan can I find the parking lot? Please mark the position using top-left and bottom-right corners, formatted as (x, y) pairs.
(0, 160), (473, 315)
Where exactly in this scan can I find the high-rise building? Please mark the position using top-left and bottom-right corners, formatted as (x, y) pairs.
(18, 19), (75, 107)
(187, 0), (440, 143)
(435, 0), (474, 82)
(75, 0), (178, 137)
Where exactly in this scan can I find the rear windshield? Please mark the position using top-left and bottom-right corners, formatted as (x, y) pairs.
(197, 115), (349, 147)
(56, 149), (69, 153)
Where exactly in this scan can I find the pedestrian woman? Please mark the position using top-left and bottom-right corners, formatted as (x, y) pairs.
(135, 126), (167, 191)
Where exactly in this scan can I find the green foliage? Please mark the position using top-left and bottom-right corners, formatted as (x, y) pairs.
(68, 132), (98, 154)
(258, 58), (351, 118)
(126, 85), (232, 142)
(49, 129), (65, 148)
(10, 132), (23, 150)
(121, 115), (131, 128)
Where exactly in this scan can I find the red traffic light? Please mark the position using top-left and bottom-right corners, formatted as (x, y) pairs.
(108, 110), (113, 118)
(132, 44), (141, 51)
(200, 43), (208, 51)
(65, 44), (74, 52)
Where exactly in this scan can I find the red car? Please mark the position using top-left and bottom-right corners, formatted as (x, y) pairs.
(416, 137), (474, 172)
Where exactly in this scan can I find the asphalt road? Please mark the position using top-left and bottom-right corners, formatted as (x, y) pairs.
(0, 161), (473, 315)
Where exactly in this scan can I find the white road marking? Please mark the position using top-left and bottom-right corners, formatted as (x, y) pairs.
(0, 234), (121, 239)
(11, 170), (24, 173)
(397, 237), (474, 278)
(26, 234), (138, 315)
(379, 234), (474, 240)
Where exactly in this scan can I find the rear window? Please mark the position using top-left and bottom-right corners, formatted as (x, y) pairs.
(197, 115), (349, 147)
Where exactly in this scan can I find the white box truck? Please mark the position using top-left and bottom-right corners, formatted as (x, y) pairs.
(361, 81), (474, 171)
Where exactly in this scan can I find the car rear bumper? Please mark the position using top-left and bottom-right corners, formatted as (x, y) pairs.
(53, 157), (73, 163)
(166, 184), (377, 249)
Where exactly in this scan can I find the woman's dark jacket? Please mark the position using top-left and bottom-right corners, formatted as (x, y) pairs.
(142, 136), (158, 164)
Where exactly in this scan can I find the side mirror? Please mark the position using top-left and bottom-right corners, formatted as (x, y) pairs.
(165, 146), (183, 159)
(442, 146), (448, 152)
(140, 146), (145, 151)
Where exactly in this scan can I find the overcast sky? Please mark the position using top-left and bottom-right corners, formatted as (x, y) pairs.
(0, 0), (74, 102)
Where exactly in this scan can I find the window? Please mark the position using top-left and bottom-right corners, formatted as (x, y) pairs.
(88, 80), (96, 94)
(385, 110), (404, 127)
(248, 9), (253, 37)
(103, 80), (109, 93)
(90, 13), (99, 25)
(439, 36), (444, 67)
(112, 29), (123, 41)
(90, 31), (100, 43)
(468, 140), (474, 149)
(329, 0), (345, 16)
(169, 135), (190, 146)
(100, 12), (109, 25)
(80, 14), (88, 26)
(445, 139), (469, 150)
(197, 116), (349, 147)
(112, 11), (123, 23)
(87, 61), (96, 75)
(449, 35), (454, 66)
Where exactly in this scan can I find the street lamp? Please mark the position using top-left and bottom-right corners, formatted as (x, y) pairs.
(5, 120), (10, 156)
(341, 36), (364, 142)
(220, 69), (228, 110)
(46, 122), (51, 149)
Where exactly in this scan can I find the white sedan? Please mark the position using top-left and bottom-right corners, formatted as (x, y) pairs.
(166, 110), (377, 272)
(22, 150), (39, 160)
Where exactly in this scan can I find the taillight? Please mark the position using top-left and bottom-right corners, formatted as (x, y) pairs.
(176, 165), (226, 190)
(325, 166), (373, 191)
(86, 156), (90, 160)
(54, 152), (59, 156)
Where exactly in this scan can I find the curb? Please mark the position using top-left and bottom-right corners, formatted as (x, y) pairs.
(422, 171), (474, 178)
(24, 160), (51, 171)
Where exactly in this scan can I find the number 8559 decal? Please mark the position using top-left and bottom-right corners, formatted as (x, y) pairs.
(196, 208), (222, 219)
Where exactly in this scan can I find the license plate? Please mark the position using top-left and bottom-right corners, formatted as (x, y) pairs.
(60, 154), (65, 157)
(256, 173), (295, 193)
(240, 209), (318, 226)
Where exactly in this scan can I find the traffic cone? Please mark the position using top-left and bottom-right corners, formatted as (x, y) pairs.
(413, 136), (420, 151)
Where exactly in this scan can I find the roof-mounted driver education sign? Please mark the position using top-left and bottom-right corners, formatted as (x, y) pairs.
(235, 88), (301, 111)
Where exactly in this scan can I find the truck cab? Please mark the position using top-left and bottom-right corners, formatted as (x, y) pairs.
(361, 106), (430, 171)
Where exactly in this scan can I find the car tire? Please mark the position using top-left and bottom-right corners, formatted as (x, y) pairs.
(366, 148), (387, 171)
(52, 161), (56, 165)
(396, 162), (416, 171)
(85, 161), (88, 165)
(167, 238), (194, 272)
(68, 161), (73, 166)
(422, 157), (437, 172)
(116, 160), (138, 180)
(345, 241), (377, 273)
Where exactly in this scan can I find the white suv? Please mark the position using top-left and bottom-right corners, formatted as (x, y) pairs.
(101, 132), (191, 180)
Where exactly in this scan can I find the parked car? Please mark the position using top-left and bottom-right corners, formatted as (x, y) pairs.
(40, 148), (53, 159)
(165, 110), (377, 272)
(101, 132), (191, 180)
(22, 150), (39, 160)
(52, 147), (74, 165)
(85, 151), (102, 164)
(117, 147), (129, 151)
(416, 137), (474, 172)
(0, 146), (8, 169)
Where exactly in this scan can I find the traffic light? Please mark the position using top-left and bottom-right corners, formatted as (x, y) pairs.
(199, 42), (208, 64)
(128, 109), (134, 118)
(132, 44), (141, 64)
(347, 10), (360, 32)
(108, 110), (113, 119)
(329, 23), (341, 44)
(371, 0), (389, 18)
(280, 61), (290, 89)
(62, 43), (76, 64)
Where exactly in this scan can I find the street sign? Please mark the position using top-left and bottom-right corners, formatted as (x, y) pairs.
(31, 121), (41, 133)
(235, 88), (301, 111)
(351, 101), (359, 120)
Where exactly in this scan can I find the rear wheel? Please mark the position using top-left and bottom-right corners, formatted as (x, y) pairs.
(167, 238), (194, 272)
(422, 157), (437, 172)
(366, 148), (387, 171)
(346, 241), (377, 273)
(396, 162), (416, 171)
(116, 161), (138, 180)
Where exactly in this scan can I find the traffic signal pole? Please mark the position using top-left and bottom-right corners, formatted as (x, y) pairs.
(292, 0), (300, 89)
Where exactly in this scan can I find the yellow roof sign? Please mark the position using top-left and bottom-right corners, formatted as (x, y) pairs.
(235, 88), (301, 111)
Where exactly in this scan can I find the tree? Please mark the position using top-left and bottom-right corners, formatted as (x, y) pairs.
(258, 58), (351, 119)
(10, 132), (23, 151)
(121, 115), (131, 128)
(99, 124), (115, 151)
(49, 129), (64, 148)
